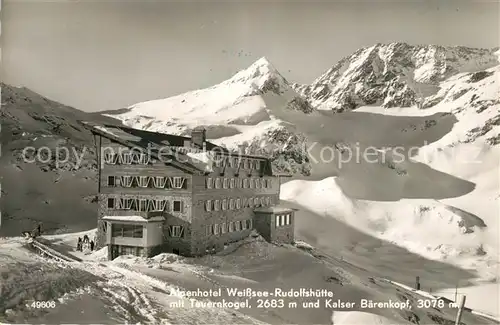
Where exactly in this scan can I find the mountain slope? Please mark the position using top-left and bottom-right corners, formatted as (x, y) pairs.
(0, 83), (119, 236)
(104, 57), (313, 135)
(105, 57), (314, 175)
(293, 43), (499, 111)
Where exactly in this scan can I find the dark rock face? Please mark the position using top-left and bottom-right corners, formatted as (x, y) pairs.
(235, 127), (311, 176)
(286, 96), (314, 114)
(468, 70), (494, 83)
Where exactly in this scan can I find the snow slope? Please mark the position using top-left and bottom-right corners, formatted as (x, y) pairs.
(105, 57), (311, 135)
(332, 311), (410, 325)
(280, 60), (500, 282)
(281, 177), (497, 281)
(434, 283), (500, 319)
(2, 226), (497, 325)
(0, 237), (266, 324)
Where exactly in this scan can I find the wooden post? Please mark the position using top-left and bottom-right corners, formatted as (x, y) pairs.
(455, 295), (466, 325)
(415, 276), (420, 290)
(454, 284), (458, 302)
(97, 135), (102, 193)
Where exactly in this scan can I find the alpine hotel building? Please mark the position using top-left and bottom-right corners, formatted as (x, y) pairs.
(81, 122), (296, 260)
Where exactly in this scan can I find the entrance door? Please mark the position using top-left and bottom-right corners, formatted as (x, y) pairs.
(111, 245), (119, 260)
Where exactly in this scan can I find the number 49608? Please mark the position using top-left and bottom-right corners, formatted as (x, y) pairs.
(30, 301), (56, 309)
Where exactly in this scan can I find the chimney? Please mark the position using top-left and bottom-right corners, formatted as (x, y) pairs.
(191, 126), (206, 149)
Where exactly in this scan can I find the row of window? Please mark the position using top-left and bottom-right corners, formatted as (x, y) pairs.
(213, 156), (262, 170)
(104, 151), (150, 165)
(205, 196), (274, 212)
(107, 197), (184, 213)
(206, 177), (272, 189)
(103, 150), (264, 171)
(111, 224), (144, 238)
(107, 176), (187, 189)
(110, 224), (185, 239)
(206, 219), (253, 236)
(276, 214), (292, 227)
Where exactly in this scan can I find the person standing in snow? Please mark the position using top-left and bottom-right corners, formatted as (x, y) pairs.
(90, 240), (95, 251)
(77, 237), (82, 251)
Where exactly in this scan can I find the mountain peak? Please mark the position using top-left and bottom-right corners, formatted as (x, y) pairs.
(252, 56), (273, 67)
(222, 56), (287, 91)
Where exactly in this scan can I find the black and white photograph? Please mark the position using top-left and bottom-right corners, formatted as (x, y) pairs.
(0, 0), (499, 324)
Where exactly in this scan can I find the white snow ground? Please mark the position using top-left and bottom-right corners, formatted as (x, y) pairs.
(434, 283), (500, 319)
(332, 310), (410, 325)
(0, 236), (267, 324)
(1, 231), (498, 324)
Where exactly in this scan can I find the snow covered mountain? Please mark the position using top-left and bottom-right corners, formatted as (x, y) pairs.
(104, 57), (313, 135)
(293, 42), (499, 111)
(104, 57), (314, 175)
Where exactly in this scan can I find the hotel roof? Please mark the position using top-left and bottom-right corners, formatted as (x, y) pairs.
(79, 121), (292, 176)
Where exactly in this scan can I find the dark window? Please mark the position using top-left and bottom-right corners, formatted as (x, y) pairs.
(111, 224), (143, 238)
(107, 198), (115, 208)
(111, 224), (122, 237)
(108, 176), (115, 186)
(173, 200), (182, 212)
(122, 225), (134, 237)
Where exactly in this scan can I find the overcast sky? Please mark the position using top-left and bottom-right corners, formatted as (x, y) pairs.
(1, 0), (498, 112)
